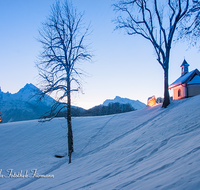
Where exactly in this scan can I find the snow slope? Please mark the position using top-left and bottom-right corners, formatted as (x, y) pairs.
(103, 96), (146, 110)
(0, 95), (200, 189)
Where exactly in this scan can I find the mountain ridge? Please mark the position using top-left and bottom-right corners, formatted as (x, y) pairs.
(0, 83), (56, 123)
(0, 83), (55, 106)
(0, 84), (146, 123)
(103, 96), (146, 110)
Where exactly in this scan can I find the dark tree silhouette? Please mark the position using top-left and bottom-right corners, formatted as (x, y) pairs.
(83, 103), (135, 116)
(0, 111), (2, 123)
(37, 0), (92, 163)
(114, 0), (191, 108)
(179, 0), (200, 47)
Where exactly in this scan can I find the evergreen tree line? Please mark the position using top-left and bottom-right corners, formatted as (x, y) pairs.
(57, 102), (135, 117)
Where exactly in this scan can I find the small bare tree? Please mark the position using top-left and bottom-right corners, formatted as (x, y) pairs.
(114, 0), (191, 108)
(37, 0), (92, 163)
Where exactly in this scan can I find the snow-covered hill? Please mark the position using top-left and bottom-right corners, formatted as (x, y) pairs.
(103, 96), (146, 110)
(0, 95), (200, 189)
(0, 83), (56, 123)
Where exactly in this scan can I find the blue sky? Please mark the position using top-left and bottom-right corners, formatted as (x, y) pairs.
(0, 0), (200, 109)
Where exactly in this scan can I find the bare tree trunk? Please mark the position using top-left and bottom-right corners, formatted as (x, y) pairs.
(37, 1), (92, 164)
(162, 65), (170, 108)
(67, 78), (73, 164)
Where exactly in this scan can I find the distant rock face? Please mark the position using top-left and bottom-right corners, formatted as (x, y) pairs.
(0, 83), (56, 123)
(8, 83), (55, 106)
(103, 96), (146, 110)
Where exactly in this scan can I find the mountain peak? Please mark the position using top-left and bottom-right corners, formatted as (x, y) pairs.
(15, 83), (40, 100)
(103, 96), (146, 110)
(24, 83), (37, 89)
(1, 83), (55, 106)
(18, 83), (39, 93)
(114, 96), (122, 100)
(0, 83), (57, 122)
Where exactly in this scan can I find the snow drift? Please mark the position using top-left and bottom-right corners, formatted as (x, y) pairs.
(0, 95), (200, 189)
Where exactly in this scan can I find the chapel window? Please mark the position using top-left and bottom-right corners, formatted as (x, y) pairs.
(178, 89), (181, 97)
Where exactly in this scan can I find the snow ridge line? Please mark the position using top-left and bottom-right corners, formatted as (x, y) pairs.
(12, 115), (118, 190)
(116, 145), (200, 189)
(79, 123), (200, 190)
(81, 108), (171, 158)
(79, 115), (117, 156)
(125, 123), (200, 170)
(47, 162), (116, 189)
(12, 159), (67, 190)
(106, 122), (200, 185)
(77, 144), (148, 189)
(12, 107), (172, 190)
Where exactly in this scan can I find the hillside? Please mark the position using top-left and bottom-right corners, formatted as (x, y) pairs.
(0, 95), (200, 189)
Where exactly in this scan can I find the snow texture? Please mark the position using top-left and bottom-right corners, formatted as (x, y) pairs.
(0, 95), (200, 189)
(103, 96), (146, 110)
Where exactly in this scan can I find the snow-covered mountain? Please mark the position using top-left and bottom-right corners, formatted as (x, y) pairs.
(0, 83), (55, 105)
(0, 84), (147, 123)
(103, 96), (146, 110)
(0, 83), (56, 123)
(0, 95), (200, 189)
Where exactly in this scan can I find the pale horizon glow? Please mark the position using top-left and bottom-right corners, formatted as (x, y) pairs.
(0, 0), (200, 109)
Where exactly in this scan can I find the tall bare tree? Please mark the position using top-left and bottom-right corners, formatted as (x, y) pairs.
(114, 0), (191, 108)
(37, 0), (92, 163)
(179, 0), (200, 46)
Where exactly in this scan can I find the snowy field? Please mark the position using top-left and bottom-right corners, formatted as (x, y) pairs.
(1, 95), (200, 190)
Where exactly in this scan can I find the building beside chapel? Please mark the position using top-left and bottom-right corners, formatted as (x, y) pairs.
(169, 59), (200, 100)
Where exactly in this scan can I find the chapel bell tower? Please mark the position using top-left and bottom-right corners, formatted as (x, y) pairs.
(181, 59), (189, 76)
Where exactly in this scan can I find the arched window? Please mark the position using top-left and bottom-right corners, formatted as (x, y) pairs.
(178, 89), (181, 97)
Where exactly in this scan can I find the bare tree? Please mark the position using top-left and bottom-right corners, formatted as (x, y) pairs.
(37, 0), (92, 163)
(179, 0), (200, 46)
(113, 0), (191, 108)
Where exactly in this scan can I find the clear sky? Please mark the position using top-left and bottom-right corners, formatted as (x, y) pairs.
(0, 0), (200, 109)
